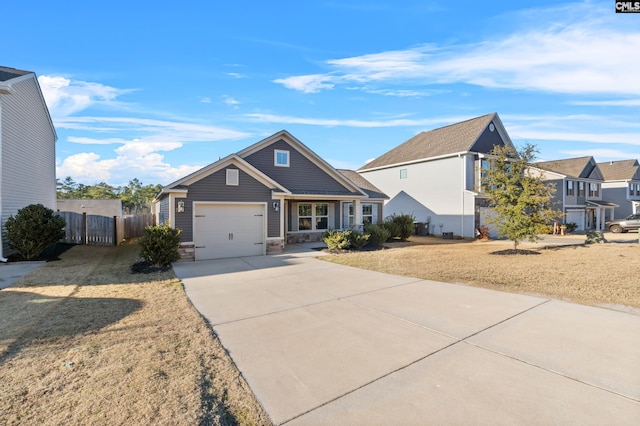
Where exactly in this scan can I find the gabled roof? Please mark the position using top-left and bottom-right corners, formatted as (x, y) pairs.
(337, 169), (388, 200)
(159, 130), (371, 199)
(597, 159), (640, 181)
(158, 154), (290, 198)
(359, 113), (511, 171)
(534, 156), (603, 180)
(238, 130), (367, 197)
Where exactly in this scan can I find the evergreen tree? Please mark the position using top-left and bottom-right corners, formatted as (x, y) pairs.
(483, 144), (561, 250)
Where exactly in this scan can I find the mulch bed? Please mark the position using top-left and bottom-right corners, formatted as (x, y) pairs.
(130, 261), (171, 274)
(490, 249), (541, 256)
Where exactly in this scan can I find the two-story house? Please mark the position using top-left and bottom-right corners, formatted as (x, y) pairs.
(598, 159), (640, 218)
(531, 157), (616, 232)
(357, 113), (515, 238)
(0, 66), (57, 259)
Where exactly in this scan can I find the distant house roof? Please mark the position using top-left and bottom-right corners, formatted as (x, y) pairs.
(337, 169), (388, 199)
(534, 156), (601, 179)
(597, 159), (640, 181)
(359, 113), (510, 171)
(0, 66), (31, 82)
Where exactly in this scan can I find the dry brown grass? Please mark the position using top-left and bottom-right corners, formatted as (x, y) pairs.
(323, 235), (640, 310)
(0, 242), (270, 426)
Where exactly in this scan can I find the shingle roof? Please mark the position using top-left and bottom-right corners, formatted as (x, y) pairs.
(0, 66), (31, 82)
(358, 113), (496, 170)
(597, 159), (640, 181)
(337, 169), (388, 199)
(534, 156), (596, 179)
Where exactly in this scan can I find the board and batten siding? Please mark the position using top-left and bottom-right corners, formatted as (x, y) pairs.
(175, 166), (279, 242)
(244, 139), (359, 195)
(1, 76), (56, 254)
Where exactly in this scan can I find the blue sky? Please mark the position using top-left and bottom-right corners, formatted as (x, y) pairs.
(4, 0), (640, 186)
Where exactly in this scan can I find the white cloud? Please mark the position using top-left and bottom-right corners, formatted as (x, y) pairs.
(224, 96), (241, 107)
(560, 148), (640, 160)
(274, 3), (640, 96)
(38, 75), (132, 117)
(245, 112), (465, 128)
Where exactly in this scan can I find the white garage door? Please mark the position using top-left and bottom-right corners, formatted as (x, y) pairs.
(565, 210), (585, 231)
(194, 203), (265, 260)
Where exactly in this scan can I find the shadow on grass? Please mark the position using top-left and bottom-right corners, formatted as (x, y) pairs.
(490, 249), (541, 255)
(0, 290), (142, 364)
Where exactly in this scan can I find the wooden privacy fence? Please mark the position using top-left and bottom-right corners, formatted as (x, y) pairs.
(57, 212), (155, 246)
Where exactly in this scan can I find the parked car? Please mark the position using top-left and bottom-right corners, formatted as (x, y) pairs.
(605, 214), (640, 233)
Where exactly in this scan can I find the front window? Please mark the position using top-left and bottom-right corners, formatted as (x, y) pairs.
(344, 203), (377, 227)
(566, 180), (574, 196)
(362, 204), (373, 225)
(298, 203), (328, 231)
(578, 181), (585, 197)
(588, 182), (600, 197)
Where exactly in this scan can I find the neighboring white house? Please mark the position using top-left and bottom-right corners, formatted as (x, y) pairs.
(530, 156), (616, 232)
(358, 113), (515, 238)
(598, 159), (640, 218)
(0, 66), (57, 258)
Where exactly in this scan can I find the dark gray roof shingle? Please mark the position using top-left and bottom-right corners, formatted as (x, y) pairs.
(0, 66), (31, 82)
(337, 169), (388, 199)
(534, 157), (596, 179)
(359, 113), (496, 170)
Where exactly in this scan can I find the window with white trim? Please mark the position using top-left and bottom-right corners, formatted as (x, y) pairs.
(274, 149), (290, 167)
(343, 203), (378, 227)
(400, 169), (407, 179)
(578, 181), (585, 197)
(297, 203), (329, 231)
(588, 182), (600, 197)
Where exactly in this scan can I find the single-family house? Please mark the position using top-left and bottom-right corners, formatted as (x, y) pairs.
(357, 112), (515, 238)
(531, 156), (616, 232)
(597, 159), (640, 218)
(0, 66), (57, 259)
(153, 130), (387, 260)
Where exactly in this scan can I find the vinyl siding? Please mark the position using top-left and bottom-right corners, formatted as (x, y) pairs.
(361, 156), (476, 237)
(244, 139), (359, 195)
(602, 182), (634, 218)
(469, 122), (507, 154)
(0, 76), (56, 254)
(176, 166), (279, 241)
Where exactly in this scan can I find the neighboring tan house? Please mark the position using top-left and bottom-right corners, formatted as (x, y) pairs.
(598, 159), (640, 218)
(531, 156), (616, 232)
(153, 130), (387, 261)
(358, 113), (515, 238)
(57, 199), (123, 217)
(0, 66), (57, 259)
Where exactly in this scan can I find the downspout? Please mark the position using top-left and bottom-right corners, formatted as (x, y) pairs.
(0, 99), (7, 262)
(460, 154), (465, 238)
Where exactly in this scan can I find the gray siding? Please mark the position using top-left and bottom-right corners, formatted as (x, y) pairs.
(470, 122), (506, 154)
(604, 185), (633, 218)
(176, 166), (279, 241)
(1, 76), (56, 254)
(244, 139), (358, 195)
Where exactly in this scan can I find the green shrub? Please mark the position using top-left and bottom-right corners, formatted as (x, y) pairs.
(323, 230), (351, 251)
(383, 214), (415, 241)
(139, 225), (182, 267)
(348, 230), (370, 250)
(4, 204), (66, 260)
(364, 223), (391, 246)
(565, 222), (578, 234)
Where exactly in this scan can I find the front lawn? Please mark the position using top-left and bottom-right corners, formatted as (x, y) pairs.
(322, 235), (640, 310)
(0, 242), (269, 426)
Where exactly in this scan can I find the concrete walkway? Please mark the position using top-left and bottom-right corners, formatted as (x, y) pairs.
(173, 246), (640, 425)
(0, 261), (44, 290)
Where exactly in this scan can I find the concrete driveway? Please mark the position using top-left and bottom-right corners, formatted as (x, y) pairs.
(173, 247), (640, 425)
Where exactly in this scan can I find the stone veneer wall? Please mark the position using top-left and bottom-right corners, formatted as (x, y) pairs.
(286, 232), (325, 244)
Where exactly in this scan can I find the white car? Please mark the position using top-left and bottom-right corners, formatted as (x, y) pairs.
(605, 214), (640, 233)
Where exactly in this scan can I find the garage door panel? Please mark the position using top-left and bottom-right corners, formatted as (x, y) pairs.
(194, 204), (265, 260)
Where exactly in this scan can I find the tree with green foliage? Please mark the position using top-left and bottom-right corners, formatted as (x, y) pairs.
(483, 144), (561, 250)
(4, 204), (66, 260)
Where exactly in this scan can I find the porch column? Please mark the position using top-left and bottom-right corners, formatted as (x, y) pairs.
(353, 199), (362, 231)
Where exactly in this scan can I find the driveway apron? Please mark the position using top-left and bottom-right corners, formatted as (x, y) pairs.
(173, 251), (640, 425)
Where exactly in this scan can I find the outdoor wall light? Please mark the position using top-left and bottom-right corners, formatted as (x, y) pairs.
(177, 200), (184, 213)
(273, 202), (279, 211)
